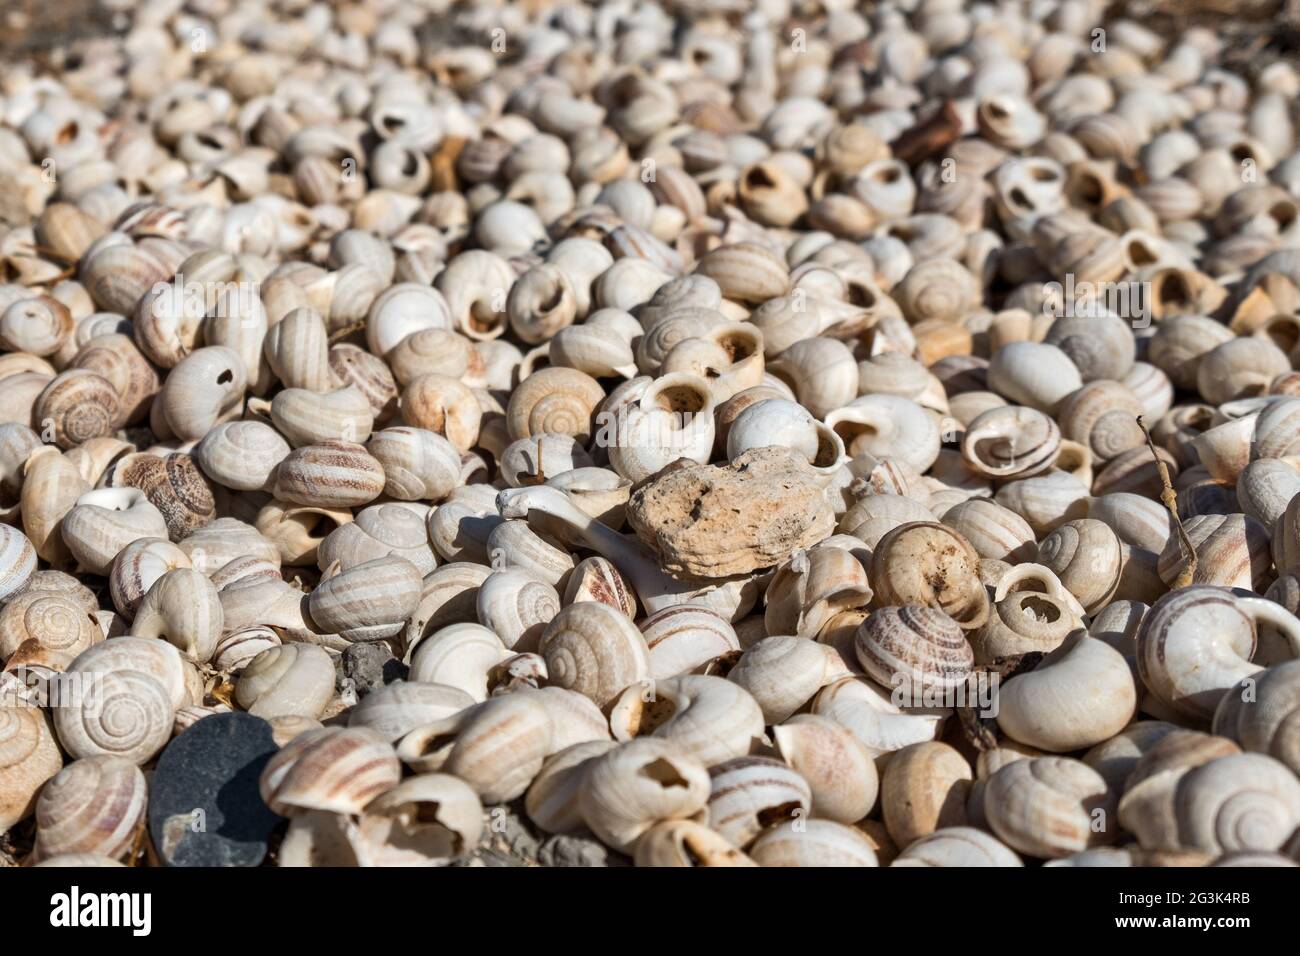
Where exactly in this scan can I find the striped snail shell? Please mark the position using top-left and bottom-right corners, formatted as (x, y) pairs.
(235, 644), (336, 721)
(854, 604), (974, 694)
(34, 755), (147, 862)
(307, 555), (423, 642)
(348, 681), (477, 743)
(0, 591), (100, 672)
(641, 604), (739, 681)
(397, 691), (554, 803)
(982, 757), (1115, 859)
(705, 755), (812, 849)
(260, 727), (401, 817)
(0, 525), (37, 603)
(748, 819), (880, 867)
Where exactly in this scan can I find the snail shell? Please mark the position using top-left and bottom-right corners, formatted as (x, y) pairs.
(1137, 586), (1300, 721)
(0, 704), (63, 832)
(772, 713), (878, 823)
(811, 677), (945, 760)
(996, 633), (1137, 752)
(854, 604), (974, 694)
(408, 623), (509, 703)
(961, 405), (1061, 480)
(0, 525), (37, 604)
(728, 635), (852, 725)
(261, 727), (401, 817)
(130, 567), (223, 662)
(1213, 659), (1300, 775)
(578, 737), (711, 852)
(235, 644), (336, 720)
(706, 755), (812, 849)
(641, 604), (739, 680)
(52, 666), (175, 765)
(634, 819), (755, 867)
(397, 691), (554, 803)
(193, 421), (288, 494)
(869, 522), (990, 630)
(476, 569), (561, 651)
(108, 538), (191, 619)
(307, 556), (422, 642)
(609, 674), (766, 767)
(538, 601), (650, 709)
(0, 592), (100, 672)
(748, 819), (880, 867)
(890, 827), (1023, 867)
(270, 440), (386, 509)
(61, 488), (169, 576)
(881, 741), (973, 847)
(351, 773), (483, 867)
(983, 757), (1115, 859)
(33, 755), (146, 862)
(348, 681), (477, 743)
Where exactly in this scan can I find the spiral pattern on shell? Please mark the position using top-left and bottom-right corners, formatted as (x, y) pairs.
(539, 602), (650, 709)
(855, 604), (974, 694)
(53, 668), (174, 765)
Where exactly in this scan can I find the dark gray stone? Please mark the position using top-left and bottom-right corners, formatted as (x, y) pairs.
(340, 642), (406, 697)
(147, 712), (282, 867)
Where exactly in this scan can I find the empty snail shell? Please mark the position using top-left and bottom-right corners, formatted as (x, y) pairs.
(641, 604), (739, 680)
(855, 604), (974, 694)
(261, 727), (401, 817)
(728, 635), (852, 725)
(578, 737), (711, 852)
(61, 488), (169, 576)
(476, 569), (561, 651)
(1137, 586), (1300, 722)
(747, 819), (880, 867)
(0, 526), (37, 604)
(108, 538), (191, 619)
(129, 567), (223, 662)
(811, 677), (946, 760)
(538, 601), (650, 710)
(0, 704), (63, 832)
(634, 819), (756, 867)
(397, 691), (554, 803)
(997, 633), (1137, 752)
(982, 757), (1115, 859)
(348, 681), (477, 743)
(890, 827), (1023, 867)
(881, 741), (973, 847)
(962, 405), (1061, 480)
(869, 522), (990, 630)
(408, 623), (510, 703)
(1213, 659), (1300, 775)
(706, 755), (812, 849)
(307, 555), (422, 642)
(33, 755), (147, 862)
(235, 644), (336, 721)
(772, 713), (878, 823)
(351, 773), (483, 867)
(609, 674), (766, 767)
(0, 591), (100, 672)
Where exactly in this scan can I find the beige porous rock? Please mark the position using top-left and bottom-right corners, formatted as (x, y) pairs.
(626, 447), (836, 579)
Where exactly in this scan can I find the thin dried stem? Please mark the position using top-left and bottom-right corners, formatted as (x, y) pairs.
(1137, 415), (1196, 588)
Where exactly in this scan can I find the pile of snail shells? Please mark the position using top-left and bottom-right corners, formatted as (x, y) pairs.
(6, 0), (1300, 869)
